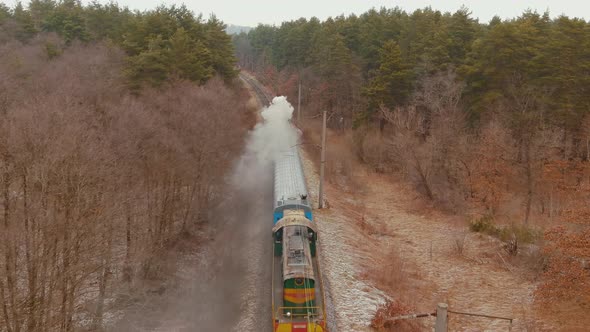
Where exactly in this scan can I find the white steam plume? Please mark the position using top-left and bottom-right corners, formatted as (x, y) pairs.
(231, 96), (300, 192)
(253, 96), (300, 164)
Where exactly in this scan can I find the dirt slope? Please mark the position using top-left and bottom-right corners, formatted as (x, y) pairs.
(298, 130), (557, 332)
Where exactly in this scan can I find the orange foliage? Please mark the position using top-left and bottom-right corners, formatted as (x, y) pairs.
(470, 122), (515, 213)
(537, 160), (590, 305)
(537, 235), (590, 304)
(277, 71), (298, 98)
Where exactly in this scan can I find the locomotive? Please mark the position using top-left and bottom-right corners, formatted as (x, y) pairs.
(272, 145), (327, 332)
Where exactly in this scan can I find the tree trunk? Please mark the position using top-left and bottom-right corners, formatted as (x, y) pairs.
(3, 170), (20, 332)
(92, 222), (112, 331)
(414, 153), (434, 200)
(524, 142), (533, 225)
(23, 171), (39, 332)
(0, 279), (13, 332)
(123, 203), (132, 283)
(586, 136), (589, 161)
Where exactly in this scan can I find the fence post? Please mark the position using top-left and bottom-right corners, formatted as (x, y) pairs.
(435, 303), (448, 332)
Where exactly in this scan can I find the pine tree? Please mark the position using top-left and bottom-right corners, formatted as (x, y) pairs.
(543, 16), (590, 132)
(169, 27), (213, 83)
(462, 12), (550, 123)
(0, 3), (11, 24)
(28, 0), (55, 30)
(84, 2), (132, 42)
(365, 40), (413, 111)
(204, 15), (237, 81)
(43, 0), (88, 44)
(125, 35), (170, 89)
(447, 7), (478, 65)
(13, 1), (37, 41)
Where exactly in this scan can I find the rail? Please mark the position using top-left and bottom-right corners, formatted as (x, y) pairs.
(314, 237), (329, 329)
(239, 72), (271, 106)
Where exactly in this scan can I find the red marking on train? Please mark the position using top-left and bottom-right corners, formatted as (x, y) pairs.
(293, 323), (307, 332)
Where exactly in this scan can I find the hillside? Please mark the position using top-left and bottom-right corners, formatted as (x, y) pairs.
(235, 7), (590, 329)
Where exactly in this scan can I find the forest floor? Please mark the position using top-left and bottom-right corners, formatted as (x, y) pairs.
(298, 125), (577, 331)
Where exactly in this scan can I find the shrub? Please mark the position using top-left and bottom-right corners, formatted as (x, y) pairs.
(469, 215), (495, 233)
(469, 215), (541, 247)
(371, 299), (421, 332)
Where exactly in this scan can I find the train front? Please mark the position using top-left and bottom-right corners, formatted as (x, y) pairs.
(272, 210), (325, 332)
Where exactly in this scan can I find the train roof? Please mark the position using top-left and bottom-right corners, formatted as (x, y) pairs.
(273, 146), (310, 209)
(282, 224), (315, 281)
(277, 210), (316, 282)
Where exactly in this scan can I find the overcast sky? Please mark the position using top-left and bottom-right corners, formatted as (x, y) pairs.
(4, 0), (589, 26)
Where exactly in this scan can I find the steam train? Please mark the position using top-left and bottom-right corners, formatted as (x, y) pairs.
(272, 145), (328, 332)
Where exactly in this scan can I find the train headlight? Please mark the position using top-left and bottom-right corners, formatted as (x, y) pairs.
(286, 312), (291, 317)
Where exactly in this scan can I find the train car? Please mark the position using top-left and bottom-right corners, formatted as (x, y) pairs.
(272, 146), (327, 332)
(273, 147), (313, 224)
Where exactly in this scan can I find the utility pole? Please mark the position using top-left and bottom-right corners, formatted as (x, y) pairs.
(319, 110), (327, 209)
(297, 81), (302, 124)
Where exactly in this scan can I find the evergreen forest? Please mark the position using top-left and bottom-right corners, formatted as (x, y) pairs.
(1, 0), (237, 88)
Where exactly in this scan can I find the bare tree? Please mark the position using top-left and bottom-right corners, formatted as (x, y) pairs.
(0, 36), (248, 331)
(378, 70), (470, 210)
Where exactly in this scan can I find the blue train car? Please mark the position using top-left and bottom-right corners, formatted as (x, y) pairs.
(272, 146), (313, 223)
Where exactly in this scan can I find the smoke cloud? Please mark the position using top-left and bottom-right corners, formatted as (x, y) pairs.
(231, 96), (300, 193)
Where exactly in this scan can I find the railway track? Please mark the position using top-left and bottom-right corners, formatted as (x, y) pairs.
(239, 72), (271, 106)
(239, 72), (336, 332)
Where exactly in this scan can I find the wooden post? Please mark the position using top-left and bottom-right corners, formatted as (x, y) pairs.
(297, 81), (302, 124)
(435, 303), (448, 332)
(319, 110), (327, 209)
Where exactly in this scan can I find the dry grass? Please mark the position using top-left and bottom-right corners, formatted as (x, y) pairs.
(453, 231), (468, 256)
(303, 123), (558, 331)
(366, 248), (410, 296)
(363, 248), (426, 332)
(371, 299), (423, 332)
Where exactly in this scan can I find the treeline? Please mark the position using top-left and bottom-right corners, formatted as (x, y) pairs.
(235, 8), (590, 308)
(0, 0), (236, 88)
(236, 7), (589, 141)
